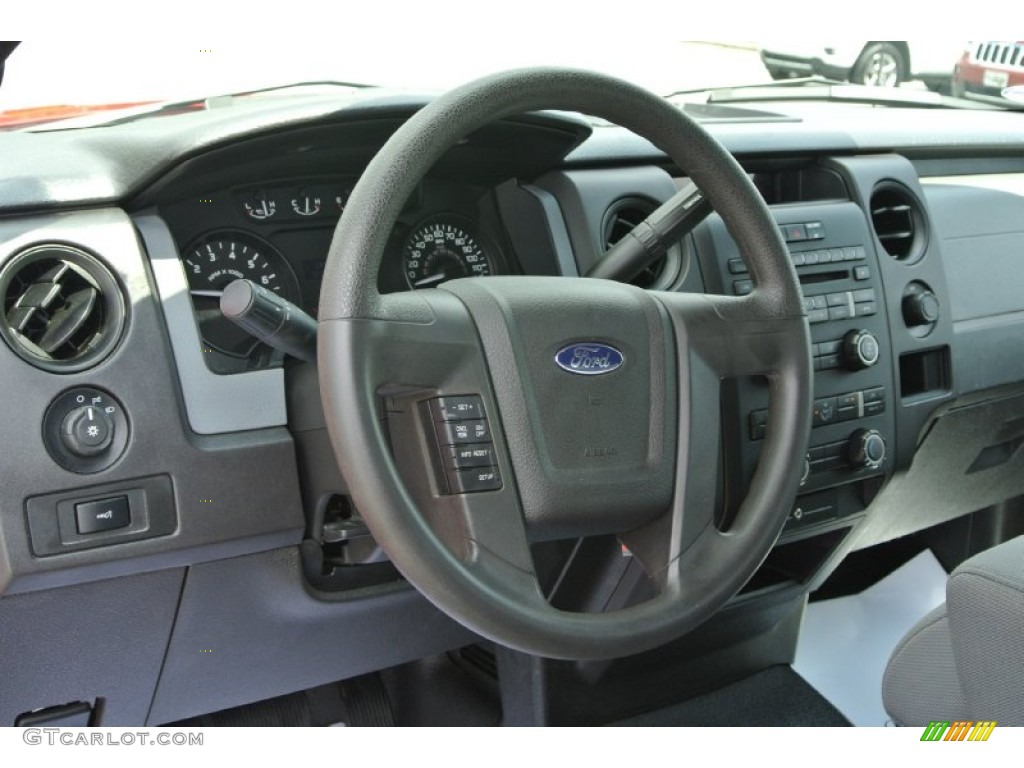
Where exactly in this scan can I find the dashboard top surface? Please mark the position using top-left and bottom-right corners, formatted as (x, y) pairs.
(0, 90), (1023, 212)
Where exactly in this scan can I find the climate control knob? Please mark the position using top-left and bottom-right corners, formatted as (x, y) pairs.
(903, 288), (940, 327)
(848, 429), (886, 470)
(843, 329), (880, 370)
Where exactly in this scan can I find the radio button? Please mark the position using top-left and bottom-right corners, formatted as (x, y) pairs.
(826, 292), (847, 307)
(828, 305), (852, 321)
(854, 265), (871, 280)
(783, 223), (808, 242)
(808, 309), (829, 324)
(733, 279), (754, 295)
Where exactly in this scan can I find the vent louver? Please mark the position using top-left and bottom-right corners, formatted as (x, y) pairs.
(0, 245), (125, 372)
(602, 198), (681, 289)
(870, 184), (926, 262)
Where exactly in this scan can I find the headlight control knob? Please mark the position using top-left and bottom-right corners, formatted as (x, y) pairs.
(848, 428), (886, 470)
(60, 405), (114, 457)
(43, 387), (129, 474)
(843, 329), (880, 370)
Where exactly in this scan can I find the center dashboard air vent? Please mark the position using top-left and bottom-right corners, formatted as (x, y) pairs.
(0, 244), (126, 372)
(601, 197), (682, 289)
(869, 183), (927, 262)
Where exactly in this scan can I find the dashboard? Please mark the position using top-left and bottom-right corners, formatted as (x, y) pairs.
(1, 88), (1024, 725)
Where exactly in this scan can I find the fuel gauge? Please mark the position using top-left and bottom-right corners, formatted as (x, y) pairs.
(242, 189), (278, 221)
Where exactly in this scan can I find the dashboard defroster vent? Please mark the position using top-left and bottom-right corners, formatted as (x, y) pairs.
(0, 244), (126, 372)
(869, 183), (926, 262)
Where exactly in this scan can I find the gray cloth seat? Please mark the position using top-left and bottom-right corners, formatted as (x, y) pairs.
(883, 535), (1024, 726)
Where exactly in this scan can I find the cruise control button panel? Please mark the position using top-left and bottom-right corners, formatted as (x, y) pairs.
(424, 394), (502, 494)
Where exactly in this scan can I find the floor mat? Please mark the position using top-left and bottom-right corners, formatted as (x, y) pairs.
(610, 665), (850, 726)
(794, 549), (948, 726)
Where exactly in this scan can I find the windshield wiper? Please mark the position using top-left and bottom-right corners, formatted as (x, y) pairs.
(664, 76), (845, 99)
(667, 76), (1010, 111)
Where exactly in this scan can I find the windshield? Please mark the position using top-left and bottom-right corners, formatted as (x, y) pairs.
(0, 39), (1015, 129)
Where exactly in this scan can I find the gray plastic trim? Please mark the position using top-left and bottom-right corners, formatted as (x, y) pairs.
(133, 212), (286, 434)
(0, 566), (184, 727)
(920, 172), (1024, 196)
(520, 184), (579, 277)
(147, 547), (477, 724)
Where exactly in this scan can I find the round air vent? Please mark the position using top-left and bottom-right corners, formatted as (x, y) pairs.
(0, 244), (126, 372)
(601, 197), (682, 289)
(869, 183), (927, 263)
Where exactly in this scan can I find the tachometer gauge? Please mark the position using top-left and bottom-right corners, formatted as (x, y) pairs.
(402, 218), (493, 289)
(182, 231), (300, 358)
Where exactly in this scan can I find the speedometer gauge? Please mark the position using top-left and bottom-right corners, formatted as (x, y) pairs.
(402, 218), (493, 289)
(182, 230), (300, 358)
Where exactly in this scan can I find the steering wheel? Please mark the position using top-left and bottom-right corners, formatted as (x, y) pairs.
(318, 68), (812, 661)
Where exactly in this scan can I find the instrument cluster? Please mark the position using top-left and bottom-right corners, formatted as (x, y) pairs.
(168, 176), (511, 370)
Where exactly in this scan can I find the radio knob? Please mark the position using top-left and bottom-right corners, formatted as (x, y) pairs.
(843, 329), (880, 370)
(848, 429), (886, 470)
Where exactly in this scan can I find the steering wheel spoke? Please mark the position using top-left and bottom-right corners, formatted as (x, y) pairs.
(657, 290), (808, 378)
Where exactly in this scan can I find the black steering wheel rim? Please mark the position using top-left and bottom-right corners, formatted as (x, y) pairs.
(318, 68), (812, 660)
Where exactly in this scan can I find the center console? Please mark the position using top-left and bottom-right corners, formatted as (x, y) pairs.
(696, 200), (896, 538)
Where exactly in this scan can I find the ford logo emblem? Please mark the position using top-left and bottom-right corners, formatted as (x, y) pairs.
(554, 343), (624, 375)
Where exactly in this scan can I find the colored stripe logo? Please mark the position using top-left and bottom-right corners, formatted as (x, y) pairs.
(920, 721), (997, 741)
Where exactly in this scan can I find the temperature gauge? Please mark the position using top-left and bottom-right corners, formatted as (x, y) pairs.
(291, 189), (321, 217)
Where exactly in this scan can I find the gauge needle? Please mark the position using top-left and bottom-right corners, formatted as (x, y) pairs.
(190, 289), (225, 298)
(412, 273), (447, 288)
